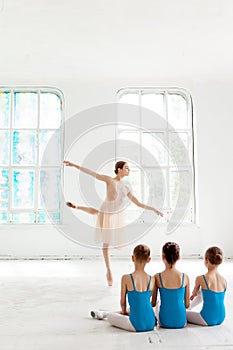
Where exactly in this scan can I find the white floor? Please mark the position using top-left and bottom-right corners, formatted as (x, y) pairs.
(0, 258), (233, 350)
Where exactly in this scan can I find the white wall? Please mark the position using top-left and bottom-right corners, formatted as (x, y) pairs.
(0, 0), (233, 258)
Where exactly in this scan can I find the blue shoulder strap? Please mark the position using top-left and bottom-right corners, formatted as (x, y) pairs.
(159, 273), (164, 288)
(130, 273), (136, 290)
(202, 275), (209, 289)
(147, 276), (152, 290)
(181, 273), (185, 287)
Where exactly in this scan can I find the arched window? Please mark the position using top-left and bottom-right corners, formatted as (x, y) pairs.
(0, 87), (64, 223)
(117, 87), (196, 226)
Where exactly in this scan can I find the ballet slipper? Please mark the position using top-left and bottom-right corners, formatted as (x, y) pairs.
(66, 202), (76, 209)
(106, 269), (113, 286)
(90, 310), (108, 320)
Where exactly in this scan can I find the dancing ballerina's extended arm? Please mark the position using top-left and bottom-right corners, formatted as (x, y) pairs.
(127, 192), (163, 217)
(64, 160), (111, 183)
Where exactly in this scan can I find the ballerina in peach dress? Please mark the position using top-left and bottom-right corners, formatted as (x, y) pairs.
(64, 160), (163, 286)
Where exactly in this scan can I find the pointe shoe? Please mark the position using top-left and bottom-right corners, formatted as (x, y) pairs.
(90, 310), (96, 318)
(90, 310), (108, 320)
(66, 202), (76, 209)
(106, 269), (113, 286)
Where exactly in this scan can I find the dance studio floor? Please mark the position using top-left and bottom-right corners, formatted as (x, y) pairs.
(0, 258), (232, 350)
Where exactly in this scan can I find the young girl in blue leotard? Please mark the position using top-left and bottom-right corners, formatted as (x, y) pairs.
(186, 246), (226, 326)
(91, 244), (157, 332)
(152, 242), (190, 328)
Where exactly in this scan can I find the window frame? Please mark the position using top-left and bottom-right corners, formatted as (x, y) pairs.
(0, 86), (64, 224)
(116, 86), (197, 225)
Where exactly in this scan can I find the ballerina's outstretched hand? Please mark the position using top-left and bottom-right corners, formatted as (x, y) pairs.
(154, 209), (164, 217)
(64, 160), (75, 167)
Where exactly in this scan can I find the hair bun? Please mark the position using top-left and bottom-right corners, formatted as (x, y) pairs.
(162, 242), (180, 267)
(205, 246), (223, 265)
(133, 244), (150, 261)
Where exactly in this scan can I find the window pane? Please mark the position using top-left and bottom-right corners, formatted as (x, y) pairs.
(12, 169), (35, 208)
(38, 211), (60, 223)
(0, 188), (9, 209)
(13, 92), (37, 128)
(40, 93), (61, 128)
(0, 212), (8, 223)
(170, 170), (191, 209)
(167, 94), (188, 129)
(169, 132), (189, 165)
(39, 168), (61, 210)
(0, 131), (10, 165)
(144, 168), (166, 209)
(141, 93), (164, 118)
(0, 92), (11, 128)
(0, 169), (9, 188)
(117, 130), (140, 163)
(118, 95), (140, 125)
(167, 207), (192, 224)
(118, 130), (140, 143)
(142, 132), (166, 165)
(11, 212), (36, 224)
(39, 130), (61, 165)
(124, 167), (143, 224)
(128, 167), (143, 202)
(12, 131), (37, 165)
(0, 168), (9, 211)
(119, 93), (139, 105)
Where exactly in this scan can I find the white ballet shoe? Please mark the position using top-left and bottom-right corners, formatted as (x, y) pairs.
(90, 310), (108, 320)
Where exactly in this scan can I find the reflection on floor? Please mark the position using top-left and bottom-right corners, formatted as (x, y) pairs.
(0, 258), (232, 350)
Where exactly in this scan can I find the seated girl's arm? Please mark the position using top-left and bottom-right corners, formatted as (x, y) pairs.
(184, 274), (190, 308)
(120, 275), (129, 315)
(190, 276), (201, 300)
(151, 274), (158, 307)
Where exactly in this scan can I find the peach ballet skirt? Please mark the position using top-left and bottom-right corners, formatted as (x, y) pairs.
(95, 181), (129, 248)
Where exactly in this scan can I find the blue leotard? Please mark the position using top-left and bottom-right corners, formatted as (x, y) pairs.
(158, 273), (186, 328)
(200, 275), (226, 326)
(127, 274), (157, 332)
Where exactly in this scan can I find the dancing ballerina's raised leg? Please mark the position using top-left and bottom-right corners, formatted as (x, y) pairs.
(66, 202), (99, 215)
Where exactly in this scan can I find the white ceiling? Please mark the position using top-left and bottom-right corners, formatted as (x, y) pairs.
(0, 0), (233, 81)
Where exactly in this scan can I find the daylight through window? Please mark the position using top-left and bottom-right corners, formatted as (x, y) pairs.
(0, 88), (63, 224)
(116, 87), (196, 224)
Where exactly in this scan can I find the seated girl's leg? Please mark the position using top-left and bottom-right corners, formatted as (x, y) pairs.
(107, 312), (136, 332)
(186, 310), (208, 326)
(154, 298), (161, 325)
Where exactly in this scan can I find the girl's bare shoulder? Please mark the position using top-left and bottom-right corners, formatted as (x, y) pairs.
(183, 272), (190, 285)
(121, 273), (130, 280)
(149, 274), (156, 289)
(121, 274), (132, 285)
(154, 272), (162, 287)
(194, 274), (205, 287)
